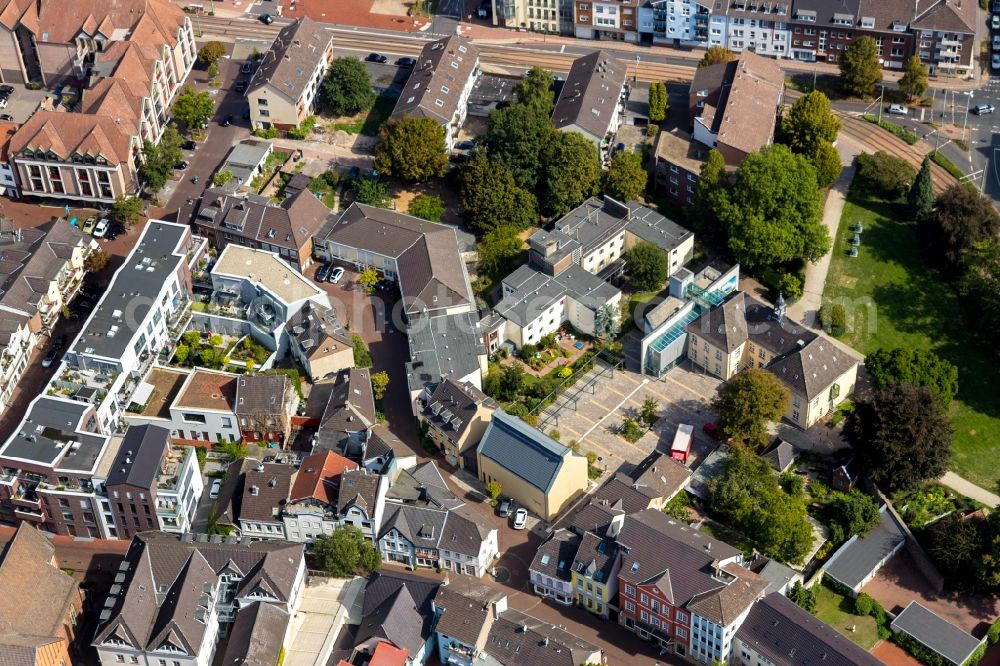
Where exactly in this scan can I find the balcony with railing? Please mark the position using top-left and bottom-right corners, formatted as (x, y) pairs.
(12, 486), (41, 510)
(14, 506), (46, 522)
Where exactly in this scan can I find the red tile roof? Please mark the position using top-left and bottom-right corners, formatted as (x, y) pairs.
(288, 450), (357, 504)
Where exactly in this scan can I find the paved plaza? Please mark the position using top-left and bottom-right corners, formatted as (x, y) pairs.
(538, 359), (724, 477)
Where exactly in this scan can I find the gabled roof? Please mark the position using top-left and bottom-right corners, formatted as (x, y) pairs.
(761, 438), (795, 472)
(423, 378), (496, 445)
(220, 600), (289, 666)
(440, 505), (493, 557)
(285, 300), (352, 365)
(686, 291), (749, 353)
(289, 450), (357, 505)
(10, 110), (134, 164)
(105, 424), (169, 488)
(0, 524), (78, 640)
(356, 571), (440, 656)
(530, 529), (581, 582)
(571, 531), (618, 585)
(239, 462), (296, 523)
(477, 410), (576, 493)
(552, 50), (626, 141)
(766, 336), (858, 401)
(338, 468), (382, 517)
(250, 17), (333, 101)
(234, 374), (293, 416)
(391, 36), (480, 125)
(824, 506), (905, 591)
(485, 609), (601, 666)
(317, 368), (376, 451)
(891, 601), (983, 666)
(432, 586), (499, 648)
(686, 563), (768, 626)
(912, 0), (977, 34)
(379, 503), (448, 546)
(736, 592), (884, 666)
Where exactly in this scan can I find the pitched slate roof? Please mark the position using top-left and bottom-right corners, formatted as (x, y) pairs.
(583, 450), (691, 518)
(761, 438), (795, 472)
(219, 600), (289, 666)
(912, 0), (977, 34)
(379, 503), (448, 547)
(317, 368), (376, 452)
(289, 450), (357, 505)
(338, 468), (382, 516)
(552, 51), (626, 141)
(234, 374), (292, 416)
(530, 529), (581, 582)
(485, 609), (601, 666)
(824, 506), (905, 590)
(432, 586), (495, 647)
(355, 571), (440, 656)
(391, 36), (480, 125)
(440, 505), (493, 557)
(423, 378), (496, 446)
(239, 462), (296, 523)
(686, 563), (768, 626)
(569, 499), (625, 537)
(891, 601), (982, 666)
(571, 531), (618, 586)
(737, 592), (884, 666)
(105, 424), (169, 488)
(250, 17), (333, 101)
(285, 300), (352, 367)
(766, 336), (858, 401)
(477, 410), (577, 493)
(687, 291), (749, 353)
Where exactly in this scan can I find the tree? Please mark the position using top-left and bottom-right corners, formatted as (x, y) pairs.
(625, 241), (667, 292)
(358, 267), (381, 295)
(539, 132), (601, 217)
(857, 151), (917, 199)
(138, 125), (184, 193)
(640, 396), (659, 426)
(960, 238), (1000, 343)
(693, 148), (728, 237)
(907, 156), (934, 220)
(716, 144), (829, 269)
(477, 226), (523, 277)
(812, 141), (842, 188)
(698, 45), (737, 68)
(818, 302), (847, 336)
(85, 248), (109, 273)
(898, 55), (929, 101)
(370, 370), (390, 401)
(921, 184), (1000, 275)
(865, 347), (959, 408)
(846, 383), (953, 492)
(483, 103), (552, 190)
(207, 62), (218, 80)
(313, 526), (381, 577)
(780, 91), (840, 156)
(198, 41), (225, 65)
(321, 57), (376, 116)
(712, 367), (790, 447)
(212, 169), (234, 186)
(515, 67), (555, 114)
(352, 334), (373, 368)
(595, 304), (620, 340)
(408, 194), (445, 222)
(353, 177), (392, 208)
(788, 581), (817, 614)
(484, 480), (502, 504)
(647, 81), (668, 123)
(373, 116), (448, 182)
(461, 155), (537, 234)
(174, 344), (190, 364)
(498, 362), (526, 401)
(172, 85), (214, 130)
(602, 151), (647, 202)
(827, 489), (881, 543)
(110, 196), (143, 226)
(839, 36), (882, 97)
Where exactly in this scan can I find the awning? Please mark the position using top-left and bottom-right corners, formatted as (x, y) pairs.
(132, 381), (155, 406)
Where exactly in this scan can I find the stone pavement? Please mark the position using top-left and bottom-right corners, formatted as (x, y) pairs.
(940, 471), (1000, 507)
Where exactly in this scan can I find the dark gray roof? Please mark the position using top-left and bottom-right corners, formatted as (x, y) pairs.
(686, 291), (750, 353)
(622, 201), (694, 253)
(239, 462), (295, 523)
(571, 531), (618, 586)
(581, 450), (691, 518)
(0, 221), (87, 322)
(432, 586), (494, 647)
(440, 505), (492, 557)
(824, 506), (905, 591)
(317, 368), (376, 452)
(494, 263), (620, 327)
(391, 36), (480, 125)
(386, 462), (462, 510)
(485, 609), (601, 666)
(338, 468), (381, 517)
(319, 203), (474, 315)
(747, 555), (798, 595)
(552, 51), (626, 141)
(220, 139), (272, 184)
(423, 378), (496, 446)
(891, 601), (983, 666)
(761, 438), (795, 473)
(405, 311), (484, 392)
(285, 300), (351, 366)
(766, 336), (858, 401)
(235, 374), (292, 416)
(569, 499), (624, 537)
(530, 529), (581, 582)
(356, 571), (439, 655)
(70, 221), (189, 360)
(105, 424), (169, 488)
(477, 410), (575, 493)
(0, 397), (108, 472)
(221, 600), (289, 666)
(249, 17), (333, 101)
(379, 503), (448, 546)
(736, 592), (883, 666)
(789, 0), (860, 25)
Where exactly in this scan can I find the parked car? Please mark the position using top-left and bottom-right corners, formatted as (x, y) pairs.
(993, 53), (1000, 70)
(52, 335), (66, 350)
(0, 85), (12, 95)
(456, 140), (476, 150)
(234, 80), (247, 93)
(329, 267), (345, 284)
(209, 479), (222, 499)
(316, 263), (332, 282)
(259, 13), (274, 24)
(221, 114), (233, 126)
(512, 508), (528, 530)
(175, 160), (190, 170)
(366, 53), (389, 64)
(973, 103), (996, 115)
(396, 56), (417, 67)
(93, 219), (110, 238)
(497, 498), (513, 517)
(82, 217), (98, 234)
(0, 98), (7, 109)
(0, 113), (12, 121)
(182, 139), (197, 150)
(993, 34), (1000, 50)
(703, 421), (720, 439)
(42, 351), (57, 368)
(993, 13), (1000, 29)
(886, 104), (908, 116)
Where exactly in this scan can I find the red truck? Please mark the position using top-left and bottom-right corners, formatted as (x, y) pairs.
(670, 424), (694, 464)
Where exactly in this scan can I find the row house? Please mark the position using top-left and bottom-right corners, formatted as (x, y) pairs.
(282, 449), (359, 542)
(2, 0), (196, 203)
(0, 221), (96, 413)
(551, 51), (627, 159)
(416, 377), (497, 471)
(391, 36), (481, 152)
(490, 0), (574, 34)
(234, 373), (299, 446)
(92, 532), (305, 666)
(247, 17), (335, 130)
(0, 121), (18, 196)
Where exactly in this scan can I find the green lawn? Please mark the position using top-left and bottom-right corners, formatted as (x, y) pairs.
(823, 183), (1000, 492)
(815, 585), (879, 649)
(328, 97), (396, 136)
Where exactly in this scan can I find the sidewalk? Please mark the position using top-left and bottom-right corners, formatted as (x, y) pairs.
(940, 471), (1000, 507)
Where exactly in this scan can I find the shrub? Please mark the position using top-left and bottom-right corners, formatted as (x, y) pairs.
(520, 343), (538, 359)
(819, 302), (848, 336)
(862, 114), (919, 145)
(856, 151), (917, 199)
(352, 334), (373, 368)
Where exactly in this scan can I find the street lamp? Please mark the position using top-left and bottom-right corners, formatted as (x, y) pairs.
(961, 90), (974, 143)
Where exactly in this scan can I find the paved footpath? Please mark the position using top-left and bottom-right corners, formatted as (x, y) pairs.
(941, 471), (1000, 507)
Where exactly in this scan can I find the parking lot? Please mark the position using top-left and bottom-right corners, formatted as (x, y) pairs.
(537, 358), (723, 476)
(0, 85), (47, 123)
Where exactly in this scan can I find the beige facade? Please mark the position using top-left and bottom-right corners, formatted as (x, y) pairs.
(478, 453), (587, 521)
(788, 363), (858, 429)
(297, 344), (354, 382)
(427, 403), (494, 468)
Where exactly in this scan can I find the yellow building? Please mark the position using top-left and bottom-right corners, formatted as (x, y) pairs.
(477, 410), (588, 521)
(686, 292), (859, 428)
(569, 525), (622, 620)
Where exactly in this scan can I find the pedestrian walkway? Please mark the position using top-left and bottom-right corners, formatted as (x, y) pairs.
(940, 471), (1000, 507)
